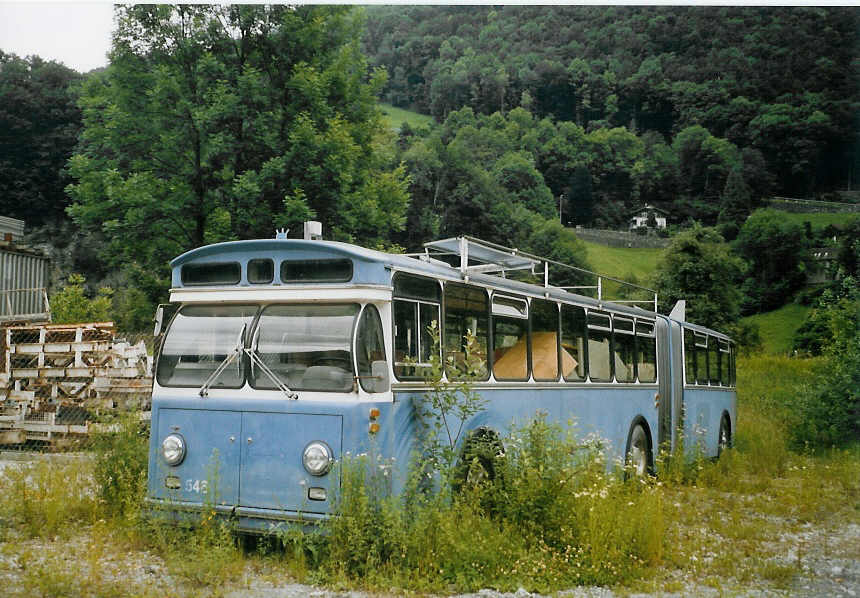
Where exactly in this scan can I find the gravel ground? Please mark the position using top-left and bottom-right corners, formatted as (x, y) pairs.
(2, 521), (855, 598)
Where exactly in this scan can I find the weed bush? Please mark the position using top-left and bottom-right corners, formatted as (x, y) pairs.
(91, 415), (149, 522)
(321, 416), (664, 592)
(0, 458), (97, 539)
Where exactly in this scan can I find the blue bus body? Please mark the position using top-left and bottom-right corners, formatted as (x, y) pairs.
(145, 237), (736, 533)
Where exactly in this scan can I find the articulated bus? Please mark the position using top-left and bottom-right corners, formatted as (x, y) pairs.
(146, 233), (736, 532)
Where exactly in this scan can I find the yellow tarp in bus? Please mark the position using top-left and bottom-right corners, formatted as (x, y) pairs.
(493, 331), (577, 379)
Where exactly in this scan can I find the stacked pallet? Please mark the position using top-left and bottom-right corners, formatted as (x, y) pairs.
(0, 322), (153, 446)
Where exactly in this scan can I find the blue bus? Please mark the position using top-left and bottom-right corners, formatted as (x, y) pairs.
(146, 233), (736, 532)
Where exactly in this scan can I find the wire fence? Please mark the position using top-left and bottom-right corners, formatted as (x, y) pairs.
(0, 322), (153, 452)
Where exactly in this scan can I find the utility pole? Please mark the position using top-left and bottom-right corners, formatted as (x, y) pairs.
(559, 194), (564, 224)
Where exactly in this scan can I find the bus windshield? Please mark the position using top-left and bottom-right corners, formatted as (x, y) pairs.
(157, 305), (258, 388)
(157, 303), (362, 393)
(251, 304), (358, 392)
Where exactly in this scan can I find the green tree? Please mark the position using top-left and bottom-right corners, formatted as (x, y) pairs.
(50, 274), (113, 324)
(717, 164), (753, 240)
(791, 279), (859, 449)
(67, 5), (408, 296)
(672, 125), (740, 224)
(0, 52), (83, 225)
(566, 163), (593, 226)
(734, 209), (808, 314)
(653, 225), (743, 332)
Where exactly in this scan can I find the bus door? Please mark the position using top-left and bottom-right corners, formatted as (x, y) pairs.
(655, 317), (676, 451)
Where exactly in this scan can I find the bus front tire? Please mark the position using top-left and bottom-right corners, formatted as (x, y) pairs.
(625, 420), (652, 478)
(453, 428), (504, 493)
(717, 414), (732, 457)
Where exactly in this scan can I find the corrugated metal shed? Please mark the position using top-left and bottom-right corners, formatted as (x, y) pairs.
(0, 216), (25, 241)
(0, 220), (50, 322)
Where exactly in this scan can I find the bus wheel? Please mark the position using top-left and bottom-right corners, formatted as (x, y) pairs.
(625, 421), (651, 478)
(453, 429), (503, 493)
(718, 414), (732, 457)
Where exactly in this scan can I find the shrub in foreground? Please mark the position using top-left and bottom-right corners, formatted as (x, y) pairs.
(92, 415), (149, 521)
(321, 417), (664, 592)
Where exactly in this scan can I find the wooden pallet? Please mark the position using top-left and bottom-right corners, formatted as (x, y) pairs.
(0, 322), (153, 446)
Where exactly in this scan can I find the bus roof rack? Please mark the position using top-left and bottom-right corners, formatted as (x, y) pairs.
(423, 236), (542, 275)
(422, 235), (658, 313)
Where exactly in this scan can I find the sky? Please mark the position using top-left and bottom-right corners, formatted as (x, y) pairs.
(0, 2), (114, 73)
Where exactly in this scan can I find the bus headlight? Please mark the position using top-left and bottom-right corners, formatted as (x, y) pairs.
(161, 433), (186, 466)
(302, 441), (333, 476)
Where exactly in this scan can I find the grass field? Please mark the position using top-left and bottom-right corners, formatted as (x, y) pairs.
(379, 102), (435, 132)
(771, 210), (858, 231)
(580, 239), (663, 281)
(741, 303), (811, 355)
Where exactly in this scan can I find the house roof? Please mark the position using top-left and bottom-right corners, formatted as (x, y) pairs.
(627, 204), (669, 217)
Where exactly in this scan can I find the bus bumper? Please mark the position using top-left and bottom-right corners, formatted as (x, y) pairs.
(143, 497), (328, 534)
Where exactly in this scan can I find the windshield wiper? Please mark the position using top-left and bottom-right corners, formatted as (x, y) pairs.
(248, 326), (298, 400)
(199, 324), (246, 397)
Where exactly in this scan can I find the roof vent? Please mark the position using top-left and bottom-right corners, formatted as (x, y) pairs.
(303, 221), (322, 240)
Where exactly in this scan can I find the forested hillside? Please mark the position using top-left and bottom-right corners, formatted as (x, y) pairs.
(1, 6), (857, 338)
(364, 6), (859, 197)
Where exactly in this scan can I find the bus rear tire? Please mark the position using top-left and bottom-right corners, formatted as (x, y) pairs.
(453, 428), (503, 493)
(718, 414), (732, 457)
(625, 420), (652, 478)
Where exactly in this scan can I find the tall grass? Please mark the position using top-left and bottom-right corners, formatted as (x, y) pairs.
(321, 416), (664, 592)
(740, 303), (811, 355)
(0, 457), (97, 539)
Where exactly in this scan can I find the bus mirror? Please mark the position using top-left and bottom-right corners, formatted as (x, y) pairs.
(153, 303), (176, 337)
(153, 306), (165, 337)
(369, 361), (390, 393)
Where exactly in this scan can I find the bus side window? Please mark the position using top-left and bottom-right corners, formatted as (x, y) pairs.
(561, 304), (586, 381)
(709, 336), (720, 385)
(419, 303), (441, 372)
(684, 329), (696, 384)
(719, 339), (730, 387)
(612, 316), (635, 383)
(393, 273), (441, 381)
(587, 311), (612, 383)
(492, 295), (529, 381)
(444, 283), (489, 380)
(730, 342), (736, 386)
(393, 300), (418, 379)
(636, 320), (657, 383)
(531, 299), (560, 381)
(694, 332), (708, 385)
(357, 304), (387, 393)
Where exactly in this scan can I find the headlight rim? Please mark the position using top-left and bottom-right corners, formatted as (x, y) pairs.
(302, 440), (333, 476)
(161, 433), (187, 467)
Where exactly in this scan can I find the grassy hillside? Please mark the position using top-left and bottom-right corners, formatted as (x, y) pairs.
(741, 303), (811, 355)
(580, 239), (662, 282)
(771, 210), (858, 232)
(379, 103), (434, 132)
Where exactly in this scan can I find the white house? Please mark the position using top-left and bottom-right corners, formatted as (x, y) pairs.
(628, 204), (668, 231)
